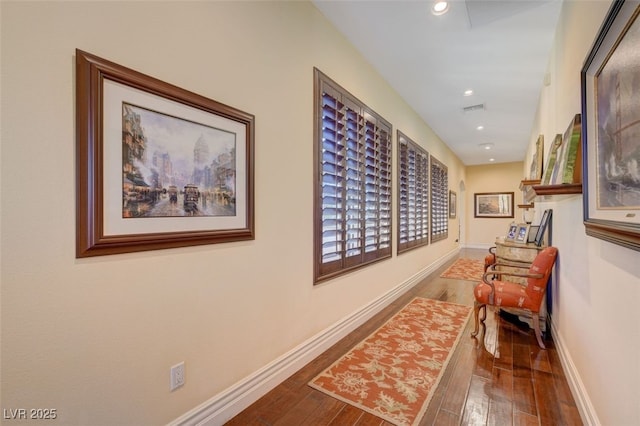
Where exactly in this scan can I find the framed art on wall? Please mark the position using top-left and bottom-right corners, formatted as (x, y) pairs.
(581, 0), (640, 251)
(76, 49), (255, 257)
(449, 190), (457, 219)
(474, 192), (514, 218)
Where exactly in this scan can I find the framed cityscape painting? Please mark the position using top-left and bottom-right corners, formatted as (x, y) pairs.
(76, 49), (255, 257)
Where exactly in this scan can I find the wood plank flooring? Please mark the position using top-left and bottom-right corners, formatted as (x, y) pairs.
(227, 249), (582, 425)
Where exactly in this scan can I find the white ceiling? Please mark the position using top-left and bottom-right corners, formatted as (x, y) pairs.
(312, 0), (563, 165)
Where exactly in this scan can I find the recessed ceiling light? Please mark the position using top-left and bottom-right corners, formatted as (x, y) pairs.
(489, 158), (495, 162)
(477, 125), (484, 130)
(464, 89), (473, 96)
(432, 1), (449, 16)
(478, 142), (493, 150)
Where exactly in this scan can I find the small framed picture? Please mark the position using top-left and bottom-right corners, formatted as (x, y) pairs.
(506, 223), (518, 241)
(535, 209), (553, 246)
(515, 224), (530, 244)
(527, 225), (539, 243)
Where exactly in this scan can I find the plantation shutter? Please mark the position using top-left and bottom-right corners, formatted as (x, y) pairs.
(315, 69), (392, 282)
(398, 132), (429, 254)
(430, 156), (449, 242)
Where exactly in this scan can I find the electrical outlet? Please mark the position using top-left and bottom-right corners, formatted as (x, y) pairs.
(170, 362), (185, 391)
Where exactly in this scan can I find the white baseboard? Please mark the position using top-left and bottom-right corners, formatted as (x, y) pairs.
(168, 249), (460, 426)
(463, 242), (494, 250)
(549, 318), (600, 426)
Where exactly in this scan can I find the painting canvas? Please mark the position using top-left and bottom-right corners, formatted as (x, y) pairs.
(122, 103), (237, 219)
(595, 14), (640, 209)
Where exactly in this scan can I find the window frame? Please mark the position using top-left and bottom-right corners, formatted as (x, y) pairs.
(397, 131), (430, 254)
(313, 69), (392, 283)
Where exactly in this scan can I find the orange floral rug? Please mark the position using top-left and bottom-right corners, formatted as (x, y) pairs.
(309, 298), (472, 426)
(439, 258), (485, 282)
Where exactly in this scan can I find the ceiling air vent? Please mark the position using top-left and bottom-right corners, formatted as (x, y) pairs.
(462, 103), (485, 113)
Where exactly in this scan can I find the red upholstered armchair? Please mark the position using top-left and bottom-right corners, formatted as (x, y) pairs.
(471, 246), (558, 349)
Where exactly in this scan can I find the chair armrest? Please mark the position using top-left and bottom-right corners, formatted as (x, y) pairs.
(484, 264), (544, 282)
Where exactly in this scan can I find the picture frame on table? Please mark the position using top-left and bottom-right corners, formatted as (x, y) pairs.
(515, 224), (530, 244)
(75, 49), (255, 258)
(534, 209), (553, 247)
(474, 192), (514, 218)
(581, 0), (640, 251)
(505, 223), (518, 241)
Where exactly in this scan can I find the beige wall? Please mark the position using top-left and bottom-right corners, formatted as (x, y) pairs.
(0, 2), (465, 424)
(464, 162), (525, 248)
(526, 1), (640, 424)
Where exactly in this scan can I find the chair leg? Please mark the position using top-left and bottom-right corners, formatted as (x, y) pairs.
(532, 313), (546, 349)
(471, 302), (486, 337)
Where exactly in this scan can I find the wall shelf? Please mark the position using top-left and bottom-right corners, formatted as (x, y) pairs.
(531, 183), (582, 200)
(520, 179), (541, 203)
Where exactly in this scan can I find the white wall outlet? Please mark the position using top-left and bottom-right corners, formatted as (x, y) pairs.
(170, 362), (185, 391)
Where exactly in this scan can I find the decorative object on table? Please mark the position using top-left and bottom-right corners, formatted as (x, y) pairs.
(515, 224), (531, 244)
(534, 209), (553, 247)
(581, 0), (640, 251)
(505, 223), (518, 241)
(527, 226), (540, 243)
(550, 114), (582, 185)
(529, 134), (544, 180)
(75, 50), (255, 257)
(449, 190), (457, 219)
(439, 258), (485, 281)
(541, 134), (563, 185)
(309, 297), (471, 426)
(474, 192), (514, 218)
(472, 246), (558, 349)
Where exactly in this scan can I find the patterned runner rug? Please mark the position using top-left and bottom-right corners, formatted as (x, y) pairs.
(309, 298), (472, 426)
(439, 258), (485, 282)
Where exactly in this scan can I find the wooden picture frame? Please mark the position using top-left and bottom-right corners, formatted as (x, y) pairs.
(449, 190), (457, 219)
(581, 1), (640, 251)
(474, 192), (514, 218)
(76, 49), (255, 257)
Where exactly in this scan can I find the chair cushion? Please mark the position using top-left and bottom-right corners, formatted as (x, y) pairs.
(474, 280), (541, 312)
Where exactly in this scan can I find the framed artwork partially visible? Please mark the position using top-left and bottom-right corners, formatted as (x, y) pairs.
(535, 209), (553, 247)
(449, 190), (457, 219)
(76, 49), (255, 257)
(542, 134), (563, 185)
(529, 135), (544, 180)
(581, 0), (640, 251)
(474, 192), (514, 218)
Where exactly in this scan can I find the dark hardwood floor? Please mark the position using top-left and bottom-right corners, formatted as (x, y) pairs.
(227, 249), (582, 425)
